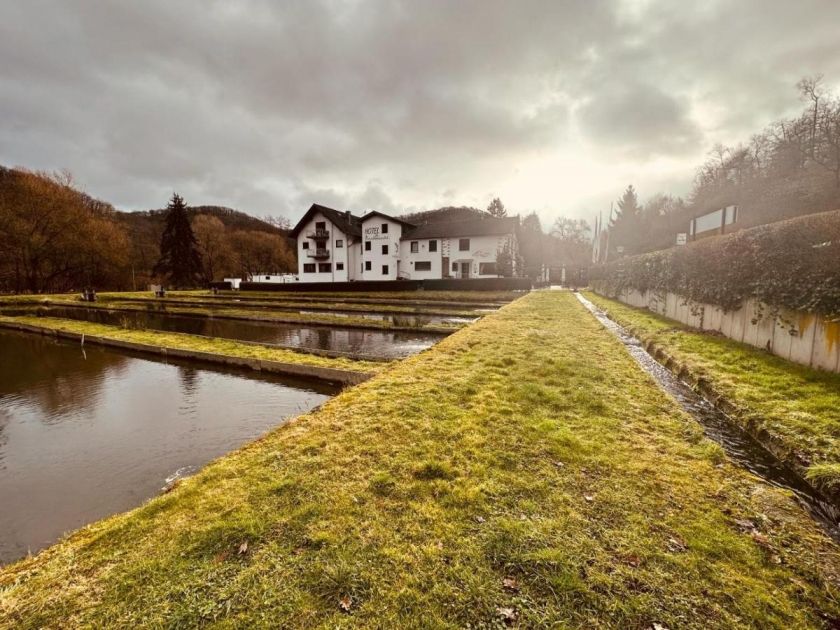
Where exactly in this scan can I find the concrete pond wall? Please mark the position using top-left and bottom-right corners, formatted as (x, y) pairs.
(603, 289), (840, 373)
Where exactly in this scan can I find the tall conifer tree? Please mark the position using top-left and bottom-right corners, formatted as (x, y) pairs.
(154, 193), (203, 288)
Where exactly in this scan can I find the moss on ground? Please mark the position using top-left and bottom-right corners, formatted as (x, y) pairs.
(0, 315), (385, 374)
(1, 292), (839, 628)
(585, 291), (840, 493)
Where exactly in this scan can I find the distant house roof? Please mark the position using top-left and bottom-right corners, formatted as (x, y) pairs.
(360, 210), (415, 227)
(289, 203), (362, 238)
(401, 216), (519, 240)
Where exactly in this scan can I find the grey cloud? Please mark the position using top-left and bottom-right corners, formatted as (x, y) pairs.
(1, 0), (840, 222)
(577, 82), (701, 156)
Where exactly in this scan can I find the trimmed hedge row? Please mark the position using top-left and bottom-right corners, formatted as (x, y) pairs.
(591, 209), (840, 318)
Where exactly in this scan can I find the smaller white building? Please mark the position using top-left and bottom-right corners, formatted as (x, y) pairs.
(289, 204), (519, 282)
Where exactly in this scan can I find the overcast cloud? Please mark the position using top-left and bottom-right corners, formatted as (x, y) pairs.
(2, 0), (840, 227)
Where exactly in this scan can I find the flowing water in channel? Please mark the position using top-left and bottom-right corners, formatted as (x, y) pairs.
(0, 330), (338, 564)
(574, 292), (840, 542)
(9, 306), (445, 358)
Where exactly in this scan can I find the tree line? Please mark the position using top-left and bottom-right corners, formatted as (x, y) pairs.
(0, 167), (295, 293)
(599, 75), (840, 259)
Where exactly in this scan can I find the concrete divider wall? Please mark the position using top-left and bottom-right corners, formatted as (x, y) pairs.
(604, 289), (840, 373)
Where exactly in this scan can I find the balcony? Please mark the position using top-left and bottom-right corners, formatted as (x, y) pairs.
(306, 248), (330, 259)
(307, 229), (330, 240)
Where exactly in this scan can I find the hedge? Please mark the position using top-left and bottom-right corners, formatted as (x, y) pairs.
(590, 209), (840, 319)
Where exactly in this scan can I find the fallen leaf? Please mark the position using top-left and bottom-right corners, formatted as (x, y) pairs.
(238, 541), (249, 555)
(651, 623), (670, 630)
(751, 531), (771, 547)
(339, 595), (352, 612)
(496, 606), (518, 624)
(475, 515), (486, 523)
(666, 537), (686, 553)
(502, 576), (519, 592)
(584, 494), (594, 502)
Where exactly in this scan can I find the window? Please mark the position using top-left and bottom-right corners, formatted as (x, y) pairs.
(365, 241), (371, 251)
(318, 263), (331, 273)
(336, 262), (344, 271)
(303, 263), (316, 273)
(410, 241), (419, 253)
(382, 264), (389, 275)
(479, 262), (497, 275)
(429, 240), (437, 252)
(265, 276), (271, 280)
(365, 261), (372, 271)
(315, 221), (326, 231)
(302, 241), (309, 250)
(336, 239), (343, 248)
(452, 262), (458, 272)
(415, 261), (431, 271)
(381, 223), (389, 234)
(459, 238), (470, 251)
(382, 244), (389, 255)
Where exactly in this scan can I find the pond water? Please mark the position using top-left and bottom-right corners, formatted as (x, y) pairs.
(15, 306), (446, 358)
(0, 330), (337, 565)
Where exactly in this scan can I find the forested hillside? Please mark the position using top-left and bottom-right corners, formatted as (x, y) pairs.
(0, 167), (294, 293)
(606, 77), (840, 256)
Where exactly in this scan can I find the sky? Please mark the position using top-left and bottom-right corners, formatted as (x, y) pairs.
(2, 0), (840, 229)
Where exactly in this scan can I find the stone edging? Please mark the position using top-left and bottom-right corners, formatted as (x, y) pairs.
(0, 320), (372, 386)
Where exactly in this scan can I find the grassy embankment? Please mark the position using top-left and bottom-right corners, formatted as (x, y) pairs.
(0, 298), (463, 333)
(585, 291), (840, 494)
(211, 289), (519, 303)
(97, 295), (483, 318)
(2, 291), (839, 628)
(0, 314), (385, 374)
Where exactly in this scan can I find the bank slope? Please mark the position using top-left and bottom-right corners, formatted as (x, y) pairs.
(1, 292), (839, 628)
(584, 291), (840, 495)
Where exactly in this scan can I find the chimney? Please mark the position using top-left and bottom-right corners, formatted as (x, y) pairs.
(345, 210), (351, 221)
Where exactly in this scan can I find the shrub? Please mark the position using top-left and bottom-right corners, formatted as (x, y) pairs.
(591, 209), (840, 318)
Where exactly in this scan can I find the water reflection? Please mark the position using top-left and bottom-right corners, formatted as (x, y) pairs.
(16, 306), (445, 358)
(0, 330), (337, 564)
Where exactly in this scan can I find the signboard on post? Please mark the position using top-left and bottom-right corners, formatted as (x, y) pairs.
(676, 233), (687, 246)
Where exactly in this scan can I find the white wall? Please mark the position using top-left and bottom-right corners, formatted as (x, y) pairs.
(296, 211), (351, 283)
(360, 217), (403, 281)
(400, 238), (443, 280)
(442, 234), (514, 278)
(606, 289), (840, 373)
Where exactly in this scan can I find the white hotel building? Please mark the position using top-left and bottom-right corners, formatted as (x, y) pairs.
(288, 204), (519, 282)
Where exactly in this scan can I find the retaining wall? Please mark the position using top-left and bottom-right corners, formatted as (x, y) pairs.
(603, 289), (840, 373)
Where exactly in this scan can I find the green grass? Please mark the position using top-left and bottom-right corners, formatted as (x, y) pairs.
(0, 315), (385, 374)
(585, 291), (840, 492)
(209, 289), (520, 303)
(97, 295), (484, 318)
(1, 300), (462, 333)
(1, 292), (839, 628)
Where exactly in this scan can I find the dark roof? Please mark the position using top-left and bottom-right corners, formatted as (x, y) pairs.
(289, 203), (362, 238)
(360, 210), (416, 227)
(401, 216), (519, 240)
(400, 206), (486, 225)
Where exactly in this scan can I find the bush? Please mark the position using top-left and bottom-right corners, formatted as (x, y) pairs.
(591, 209), (840, 318)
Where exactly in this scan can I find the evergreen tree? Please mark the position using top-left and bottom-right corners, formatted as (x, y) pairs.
(486, 197), (507, 217)
(609, 185), (643, 255)
(153, 193), (203, 288)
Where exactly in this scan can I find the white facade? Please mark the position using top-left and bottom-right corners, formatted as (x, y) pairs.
(359, 215), (404, 280)
(295, 209), (356, 282)
(291, 204), (519, 283)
